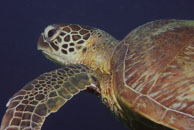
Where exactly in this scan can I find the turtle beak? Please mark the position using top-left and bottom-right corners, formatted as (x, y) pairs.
(37, 33), (51, 51)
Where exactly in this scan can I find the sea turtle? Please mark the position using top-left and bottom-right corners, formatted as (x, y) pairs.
(1, 19), (194, 130)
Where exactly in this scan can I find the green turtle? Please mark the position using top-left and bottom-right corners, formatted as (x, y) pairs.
(1, 19), (194, 130)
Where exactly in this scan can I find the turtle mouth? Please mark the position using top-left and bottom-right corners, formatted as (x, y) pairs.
(38, 34), (69, 66)
(41, 50), (75, 66)
(38, 33), (79, 65)
(41, 50), (64, 66)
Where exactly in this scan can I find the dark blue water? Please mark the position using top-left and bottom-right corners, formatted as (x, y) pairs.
(0, 0), (194, 130)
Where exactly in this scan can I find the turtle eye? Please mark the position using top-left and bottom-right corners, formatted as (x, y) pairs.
(44, 25), (60, 41)
(47, 29), (57, 38)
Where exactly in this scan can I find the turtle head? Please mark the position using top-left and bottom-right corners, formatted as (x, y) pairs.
(38, 24), (118, 73)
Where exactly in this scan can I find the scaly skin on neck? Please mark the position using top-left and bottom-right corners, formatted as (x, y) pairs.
(80, 28), (124, 119)
(37, 24), (123, 119)
(81, 29), (119, 74)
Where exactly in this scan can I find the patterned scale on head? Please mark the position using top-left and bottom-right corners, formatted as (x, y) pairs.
(48, 25), (91, 52)
(38, 24), (118, 72)
(38, 24), (93, 63)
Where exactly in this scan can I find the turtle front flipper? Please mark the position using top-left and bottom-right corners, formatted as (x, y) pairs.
(1, 64), (99, 130)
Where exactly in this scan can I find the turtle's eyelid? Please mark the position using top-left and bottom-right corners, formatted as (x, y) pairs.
(44, 25), (61, 41)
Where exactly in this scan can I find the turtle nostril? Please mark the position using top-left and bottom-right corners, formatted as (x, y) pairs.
(37, 34), (50, 50)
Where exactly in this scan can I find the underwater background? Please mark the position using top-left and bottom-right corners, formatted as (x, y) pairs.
(0, 0), (194, 130)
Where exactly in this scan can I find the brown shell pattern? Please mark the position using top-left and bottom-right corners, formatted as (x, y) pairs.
(113, 20), (194, 130)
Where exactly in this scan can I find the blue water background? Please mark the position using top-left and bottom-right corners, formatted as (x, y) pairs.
(0, 0), (194, 130)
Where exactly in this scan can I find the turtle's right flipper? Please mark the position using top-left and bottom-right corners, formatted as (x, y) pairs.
(1, 64), (99, 130)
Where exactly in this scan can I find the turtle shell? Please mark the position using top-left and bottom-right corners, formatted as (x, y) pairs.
(112, 19), (194, 130)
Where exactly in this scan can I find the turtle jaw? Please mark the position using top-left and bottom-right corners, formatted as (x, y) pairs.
(37, 34), (68, 65)
(37, 32), (82, 65)
(41, 50), (66, 66)
(38, 47), (74, 66)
